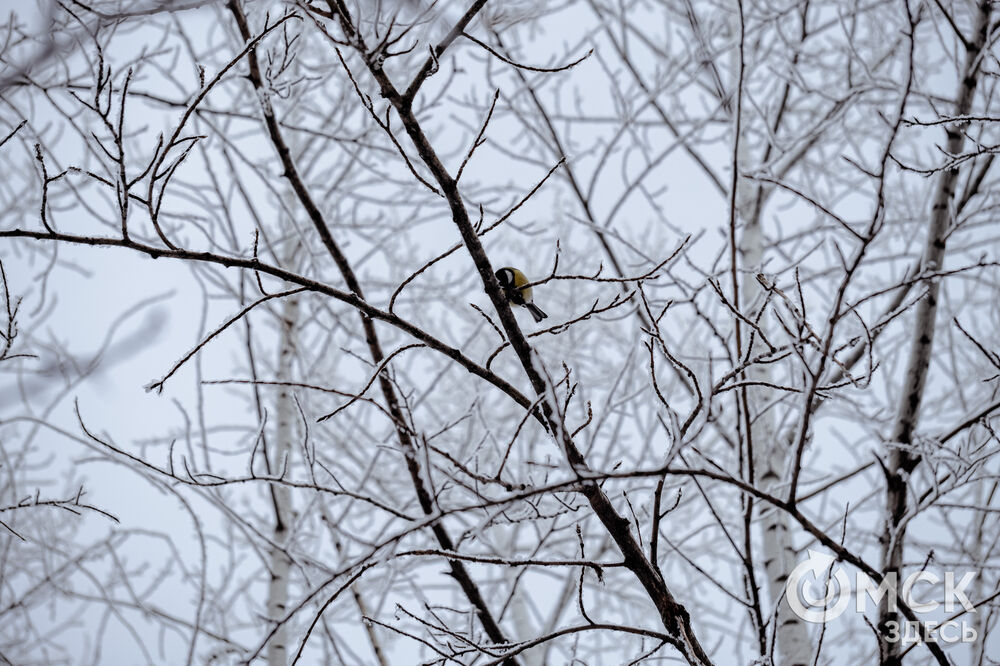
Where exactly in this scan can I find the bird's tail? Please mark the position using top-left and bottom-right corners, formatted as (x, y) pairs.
(525, 303), (547, 323)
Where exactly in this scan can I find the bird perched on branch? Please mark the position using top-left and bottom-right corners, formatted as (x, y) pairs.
(495, 266), (548, 323)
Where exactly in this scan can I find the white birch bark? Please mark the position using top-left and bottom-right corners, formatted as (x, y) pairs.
(879, 4), (991, 663)
(730, 8), (812, 663)
(267, 284), (299, 666)
(740, 184), (813, 666)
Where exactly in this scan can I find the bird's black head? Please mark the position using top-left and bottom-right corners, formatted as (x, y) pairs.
(495, 267), (514, 287)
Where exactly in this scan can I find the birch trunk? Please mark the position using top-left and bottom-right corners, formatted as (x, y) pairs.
(740, 222), (813, 666)
(731, 9), (812, 663)
(267, 271), (300, 666)
(878, 3), (991, 663)
(739, 169), (813, 666)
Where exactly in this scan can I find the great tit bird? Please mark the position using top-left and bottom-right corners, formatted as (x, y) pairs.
(495, 266), (548, 322)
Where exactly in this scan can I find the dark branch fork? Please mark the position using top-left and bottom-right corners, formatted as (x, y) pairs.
(225, 2), (522, 660)
(313, 0), (714, 662)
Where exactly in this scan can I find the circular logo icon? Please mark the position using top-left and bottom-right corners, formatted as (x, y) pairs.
(785, 549), (852, 623)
